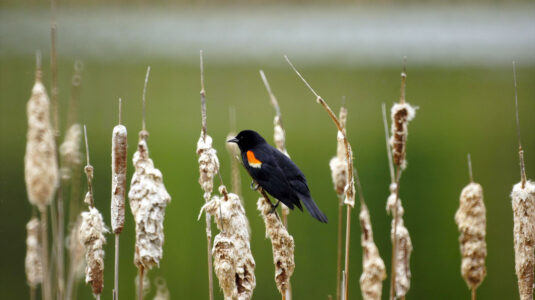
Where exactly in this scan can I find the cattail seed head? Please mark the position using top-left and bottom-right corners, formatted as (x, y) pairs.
(389, 103), (416, 169)
(153, 278), (170, 300)
(200, 186), (256, 300)
(111, 124), (127, 234)
(59, 123), (82, 180)
(128, 134), (171, 270)
(80, 207), (108, 295)
(197, 134), (220, 200)
(330, 131), (347, 197)
(257, 196), (295, 295)
(25, 74), (58, 211)
(386, 189), (412, 298)
(359, 205), (386, 300)
(511, 180), (535, 300)
(25, 217), (43, 288)
(455, 182), (487, 290)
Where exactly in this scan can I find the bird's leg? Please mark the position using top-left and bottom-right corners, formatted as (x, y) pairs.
(269, 200), (281, 214)
(250, 181), (260, 191)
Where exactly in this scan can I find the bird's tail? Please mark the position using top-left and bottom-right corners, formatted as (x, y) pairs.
(298, 193), (328, 223)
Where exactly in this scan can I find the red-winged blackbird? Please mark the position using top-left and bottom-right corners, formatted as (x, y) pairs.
(227, 130), (328, 223)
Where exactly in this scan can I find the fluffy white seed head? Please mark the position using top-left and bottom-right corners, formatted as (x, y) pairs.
(153, 278), (170, 300)
(80, 207), (108, 295)
(511, 180), (535, 300)
(197, 134), (220, 200)
(257, 196), (295, 295)
(25, 77), (58, 210)
(129, 134), (171, 270)
(359, 206), (386, 300)
(389, 103), (416, 170)
(111, 124), (127, 234)
(59, 123), (82, 180)
(455, 182), (487, 290)
(25, 217), (43, 288)
(330, 131), (347, 197)
(200, 186), (256, 300)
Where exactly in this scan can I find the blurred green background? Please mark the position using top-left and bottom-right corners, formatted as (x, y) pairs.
(1, 1), (535, 300)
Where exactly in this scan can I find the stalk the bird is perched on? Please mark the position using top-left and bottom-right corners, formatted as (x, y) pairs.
(228, 130), (328, 223)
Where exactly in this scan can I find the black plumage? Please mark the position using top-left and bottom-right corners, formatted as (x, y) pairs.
(228, 130), (328, 223)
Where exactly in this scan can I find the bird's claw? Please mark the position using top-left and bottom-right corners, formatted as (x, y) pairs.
(269, 200), (280, 214)
(250, 181), (260, 191)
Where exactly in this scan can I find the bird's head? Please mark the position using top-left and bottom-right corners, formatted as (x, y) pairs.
(227, 130), (267, 151)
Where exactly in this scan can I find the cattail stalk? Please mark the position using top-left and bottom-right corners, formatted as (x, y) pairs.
(25, 52), (57, 300)
(329, 101), (347, 300)
(80, 126), (108, 297)
(387, 64), (416, 300)
(200, 185), (256, 299)
(196, 51), (218, 300)
(26, 217), (43, 293)
(285, 55), (357, 300)
(455, 155), (486, 299)
(257, 190), (295, 297)
(111, 98), (127, 300)
(511, 62), (534, 300)
(128, 67), (171, 300)
(226, 107), (242, 197)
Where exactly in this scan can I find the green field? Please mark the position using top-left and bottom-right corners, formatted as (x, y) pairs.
(1, 56), (534, 299)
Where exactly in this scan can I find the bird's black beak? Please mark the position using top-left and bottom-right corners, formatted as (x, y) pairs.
(227, 137), (239, 144)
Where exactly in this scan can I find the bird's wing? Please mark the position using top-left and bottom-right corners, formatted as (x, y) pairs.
(242, 146), (297, 209)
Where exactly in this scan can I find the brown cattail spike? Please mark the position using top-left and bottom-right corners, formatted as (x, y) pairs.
(111, 99), (127, 234)
(511, 181), (535, 300)
(200, 186), (256, 300)
(25, 217), (43, 288)
(129, 131), (171, 270)
(257, 195), (295, 295)
(25, 53), (59, 211)
(513, 62), (527, 188)
(142, 66), (151, 132)
(359, 204), (386, 300)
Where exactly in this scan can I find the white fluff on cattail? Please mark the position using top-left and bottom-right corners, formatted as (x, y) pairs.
(129, 133), (171, 270)
(111, 124), (127, 234)
(386, 184), (412, 298)
(25, 74), (58, 210)
(59, 123), (82, 180)
(455, 182), (487, 290)
(153, 278), (170, 300)
(25, 217), (43, 288)
(359, 205), (386, 300)
(330, 130), (347, 197)
(389, 103), (416, 170)
(511, 180), (535, 300)
(79, 207), (108, 295)
(197, 134), (220, 199)
(257, 196), (295, 295)
(200, 186), (256, 300)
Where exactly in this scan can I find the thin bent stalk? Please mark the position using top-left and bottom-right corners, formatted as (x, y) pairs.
(40, 208), (51, 300)
(285, 55), (356, 300)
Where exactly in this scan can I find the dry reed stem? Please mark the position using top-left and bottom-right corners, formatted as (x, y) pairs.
(200, 185), (256, 300)
(257, 195), (295, 296)
(328, 103), (347, 300)
(455, 182), (487, 291)
(26, 217), (43, 289)
(511, 181), (535, 300)
(197, 50), (217, 300)
(259, 70), (291, 229)
(65, 216), (85, 300)
(285, 56), (357, 300)
(129, 132), (171, 270)
(135, 269), (150, 300)
(359, 203), (387, 300)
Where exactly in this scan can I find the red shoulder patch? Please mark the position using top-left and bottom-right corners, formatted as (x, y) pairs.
(246, 150), (262, 168)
